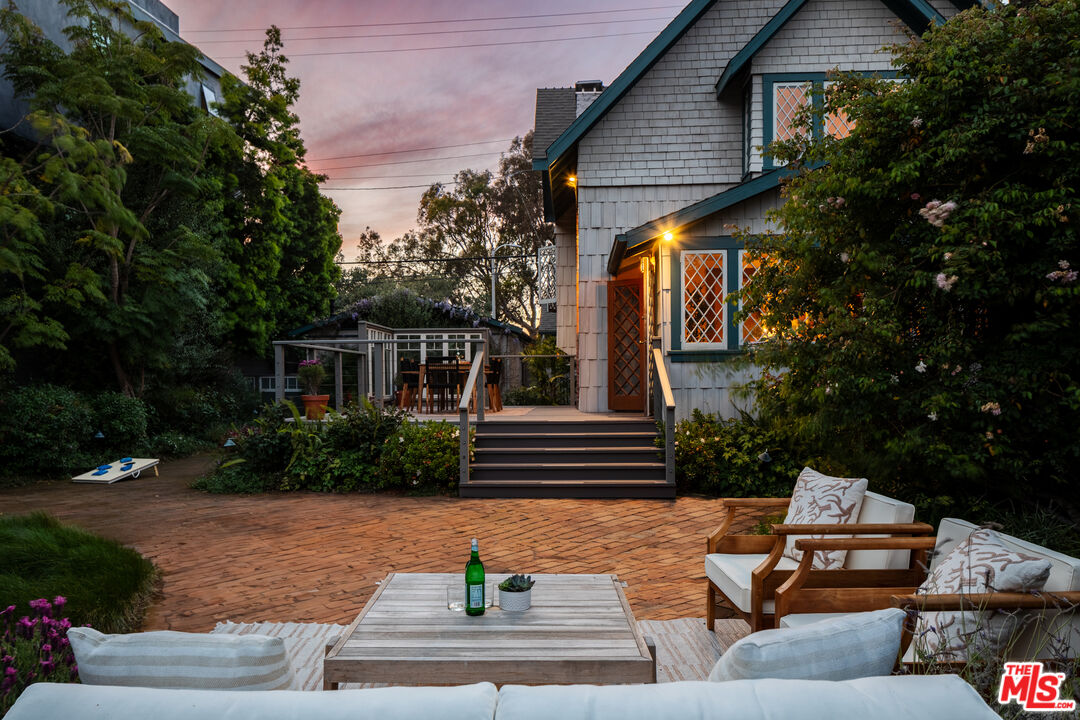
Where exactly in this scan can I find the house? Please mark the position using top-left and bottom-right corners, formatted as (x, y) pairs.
(533, 0), (973, 421)
(0, 0), (227, 137)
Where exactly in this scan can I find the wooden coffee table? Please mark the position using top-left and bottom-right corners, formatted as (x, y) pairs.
(323, 572), (655, 688)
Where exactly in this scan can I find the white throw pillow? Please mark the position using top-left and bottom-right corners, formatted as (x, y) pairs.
(781, 467), (869, 569)
(708, 608), (905, 681)
(68, 628), (296, 690)
(913, 529), (1052, 661)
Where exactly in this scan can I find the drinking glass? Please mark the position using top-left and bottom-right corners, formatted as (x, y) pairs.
(446, 586), (464, 612)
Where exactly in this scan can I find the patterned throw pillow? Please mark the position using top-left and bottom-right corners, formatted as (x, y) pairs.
(913, 529), (1052, 661)
(781, 467), (869, 569)
(68, 628), (296, 690)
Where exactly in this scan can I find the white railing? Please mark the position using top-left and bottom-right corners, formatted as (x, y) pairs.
(652, 348), (676, 487)
(458, 349), (486, 487)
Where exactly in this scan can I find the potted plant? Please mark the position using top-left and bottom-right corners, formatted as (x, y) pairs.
(498, 574), (535, 612)
(297, 358), (329, 420)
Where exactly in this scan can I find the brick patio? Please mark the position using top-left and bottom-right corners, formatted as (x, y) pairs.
(0, 454), (757, 632)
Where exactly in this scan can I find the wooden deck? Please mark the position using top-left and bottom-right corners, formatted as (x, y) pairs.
(407, 405), (652, 424)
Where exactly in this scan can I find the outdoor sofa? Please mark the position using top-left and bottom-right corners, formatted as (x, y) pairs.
(7, 675), (999, 719)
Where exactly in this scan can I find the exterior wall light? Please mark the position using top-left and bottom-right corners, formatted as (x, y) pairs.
(662, 231), (674, 243)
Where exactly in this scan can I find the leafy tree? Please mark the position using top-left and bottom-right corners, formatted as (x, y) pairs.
(215, 27), (341, 352)
(354, 134), (552, 335)
(0, 0), (230, 394)
(739, 1), (1079, 519)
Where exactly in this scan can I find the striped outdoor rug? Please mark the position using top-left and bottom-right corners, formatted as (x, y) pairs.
(211, 618), (748, 690)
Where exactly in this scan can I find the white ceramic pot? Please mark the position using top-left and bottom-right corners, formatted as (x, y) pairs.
(499, 588), (531, 612)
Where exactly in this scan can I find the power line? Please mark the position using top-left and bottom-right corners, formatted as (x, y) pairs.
(219, 30), (657, 60)
(339, 255), (533, 265)
(308, 138), (513, 163)
(322, 183), (458, 190)
(194, 16), (671, 44)
(313, 151), (501, 171)
(184, 5), (682, 33)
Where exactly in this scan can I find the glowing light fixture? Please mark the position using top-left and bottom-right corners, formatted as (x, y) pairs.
(662, 231), (674, 243)
(567, 175), (577, 186)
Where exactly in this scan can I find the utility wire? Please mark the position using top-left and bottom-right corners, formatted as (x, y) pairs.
(219, 30), (657, 60)
(322, 183), (459, 190)
(194, 16), (671, 44)
(339, 255), (532, 265)
(313, 150), (501, 171)
(184, 5), (682, 33)
(309, 138), (513, 163)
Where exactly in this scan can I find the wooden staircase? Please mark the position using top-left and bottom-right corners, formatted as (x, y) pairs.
(460, 418), (674, 498)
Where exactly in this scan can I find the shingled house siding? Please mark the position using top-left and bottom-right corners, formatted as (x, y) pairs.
(570, 0), (782, 413)
(747, 0), (912, 173)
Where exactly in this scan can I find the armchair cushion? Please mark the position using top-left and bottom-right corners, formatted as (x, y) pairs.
(913, 529), (1052, 660)
(705, 553), (799, 614)
(708, 608), (906, 682)
(781, 468), (868, 569)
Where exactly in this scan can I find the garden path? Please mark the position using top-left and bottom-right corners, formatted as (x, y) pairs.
(0, 455), (756, 632)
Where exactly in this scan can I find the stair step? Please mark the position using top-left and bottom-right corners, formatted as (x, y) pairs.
(474, 432), (658, 449)
(473, 447), (663, 464)
(474, 420), (657, 435)
(469, 463), (665, 482)
(460, 479), (674, 499)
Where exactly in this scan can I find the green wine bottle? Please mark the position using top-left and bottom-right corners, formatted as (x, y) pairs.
(465, 537), (485, 616)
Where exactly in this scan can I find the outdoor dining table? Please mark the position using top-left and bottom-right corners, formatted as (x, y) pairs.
(401, 361), (495, 414)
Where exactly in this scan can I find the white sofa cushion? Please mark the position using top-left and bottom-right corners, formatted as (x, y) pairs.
(781, 467), (868, 569)
(68, 628), (297, 690)
(704, 553), (799, 613)
(844, 491), (916, 570)
(495, 675), (998, 720)
(5, 682), (499, 720)
(913, 529), (1052, 661)
(708, 608), (905, 681)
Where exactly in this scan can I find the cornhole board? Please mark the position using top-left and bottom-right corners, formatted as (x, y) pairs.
(72, 458), (159, 484)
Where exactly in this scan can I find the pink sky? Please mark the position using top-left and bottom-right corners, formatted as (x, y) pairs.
(165, 1), (683, 260)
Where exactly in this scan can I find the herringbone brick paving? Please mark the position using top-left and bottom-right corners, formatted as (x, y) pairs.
(0, 455), (757, 631)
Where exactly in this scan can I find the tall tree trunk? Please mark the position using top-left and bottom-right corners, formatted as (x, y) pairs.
(108, 341), (136, 397)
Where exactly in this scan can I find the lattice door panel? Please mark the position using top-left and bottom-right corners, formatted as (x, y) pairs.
(608, 278), (645, 412)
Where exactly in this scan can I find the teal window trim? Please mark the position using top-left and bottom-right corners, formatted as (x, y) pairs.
(761, 71), (902, 170)
(742, 82), (752, 178)
(670, 237), (746, 357)
(761, 72), (824, 170)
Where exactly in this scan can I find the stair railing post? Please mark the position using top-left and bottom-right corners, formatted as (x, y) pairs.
(274, 343), (285, 403)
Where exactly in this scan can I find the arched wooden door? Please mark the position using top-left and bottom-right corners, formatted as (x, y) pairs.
(607, 275), (646, 412)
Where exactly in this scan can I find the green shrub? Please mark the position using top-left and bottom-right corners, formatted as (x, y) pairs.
(0, 385), (94, 473)
(144, 373), (259, 439)
(503, 386), (555, 406)
(663, 410), (805, 497)
(91, 391), (149, 456)
(379, 420), (464, 493)
(141, 431), (209, 458)
(0, 513), (157, 633)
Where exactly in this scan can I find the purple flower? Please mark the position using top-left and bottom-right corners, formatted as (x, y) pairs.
(39, 658), (56, 674)
(28, 599), (51, 619)
(0, 606), (14, 618)
(16, 617), (37, 639)
(52, 597), (66, 610)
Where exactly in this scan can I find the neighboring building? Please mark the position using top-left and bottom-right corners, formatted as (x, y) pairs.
(533, 0), (972, 420)
(0, 0), (227, 137)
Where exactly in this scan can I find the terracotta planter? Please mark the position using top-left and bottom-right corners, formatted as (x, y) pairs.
(300, 394), (330, 420)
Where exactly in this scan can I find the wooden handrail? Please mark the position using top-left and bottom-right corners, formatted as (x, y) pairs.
(651, 348), (676, 487)
(458, 349), (485, 488)
(771, 522), (935, 536)
(892, 591), (1080, 612)
(794, 537), (938, 552)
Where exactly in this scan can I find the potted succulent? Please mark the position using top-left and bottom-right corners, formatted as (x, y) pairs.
(498, 574), (535, 612)
(297, 358), (329, 420)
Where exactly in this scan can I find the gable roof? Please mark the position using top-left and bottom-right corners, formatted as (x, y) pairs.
(606, 170), (785, 274)
(537, 0), (719, 172)
(539, 0), (952, 171)
(715, 0), (944, 94)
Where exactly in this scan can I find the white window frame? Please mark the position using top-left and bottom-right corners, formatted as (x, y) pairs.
(680, 249), (728, 351)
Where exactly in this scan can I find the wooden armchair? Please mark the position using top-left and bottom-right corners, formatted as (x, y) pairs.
(705, 493), (933, 632)
(776, 518), (1080, 663)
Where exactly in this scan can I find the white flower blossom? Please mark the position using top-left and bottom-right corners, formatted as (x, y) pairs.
(911, 116), (923, 128)
(927, 412), (937, 422)
(915, 360), (927, 373)
(935, 273), (958, 292)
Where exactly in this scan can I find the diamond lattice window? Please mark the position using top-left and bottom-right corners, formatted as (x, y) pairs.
(823, 82), (854, 139)
(740, 251), (769, 344)
(774, 83), (810, 142)
(682, 251), (726, 346)
(537, 244), (556, 305)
